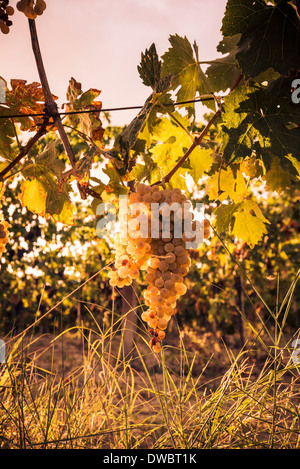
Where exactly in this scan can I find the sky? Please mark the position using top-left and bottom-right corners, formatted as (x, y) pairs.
(1, 0), (227, 126)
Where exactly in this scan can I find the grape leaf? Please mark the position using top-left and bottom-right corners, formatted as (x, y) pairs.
(219, 82), (258, 162)
(232, 200), (269, 248)
(207, 166), (247, 203)
(0, 78), (58, 162)
(214, 202), (240, 234)
(20, 179), (47, 216)
(130, 152), (158, 183)
(65, 77), (103, 144)
(21, 174), (74, 224)
(240, 157), (264, 179)
(0, 112), (17, 161)
(58, 147), (95, 188)
(161, 34), (215, 111)
(52, 200), (74, 226)
(206, 34), (241, 93)
(119, 94), (156, 156)
(149, 113), (213, 189)
(188, 148), (214, 184)
(21, 140), (75, 224)
(220, 77), (300, 175)
(213, 198), (269, 247)
(222, 0), (300, 79)
(240, 199), (270, 225)
(102, 164), (129, 202)
(137, 43), (161, 89)
(150, 142), (187, 190)
(116, 49), (173, 173)
(263, 156), (292, 192)
(35, 140), (65, 177)
(144, 115), (187, 187)
(4, 79), (57, 130)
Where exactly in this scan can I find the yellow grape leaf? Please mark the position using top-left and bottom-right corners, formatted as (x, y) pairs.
(189, 147), (214, 184)
(207, 167), (247, 203)
(52, 200), (75, 226)
(264, 157), (291, 193)
(20, 179), (47, 215)
(240, 199), (270, 224)
(214, 202), (240, 234)
(232, 210), (268, 248)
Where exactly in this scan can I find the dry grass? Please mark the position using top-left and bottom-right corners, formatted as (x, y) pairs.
(0, 267), (299, 449)
(1, 317), (300, 449)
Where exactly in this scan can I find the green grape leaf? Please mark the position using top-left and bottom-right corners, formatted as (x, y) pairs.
(161, 34), (215, 111)
(119, 94), (156, 155)
(220, 77), (300, 175)
(240, 199), (270, 225)
(117, 69), (172, 171)
(102, 164), (129, 204)
(150, 142), (187, 190)
(137, 43), (162, 89)
(263, 157), (292, 192)
(130, 153), (158, 183)
(0, 112), (17, 161)
(222, 0), (300, 79)
(206, 34), (241, 93)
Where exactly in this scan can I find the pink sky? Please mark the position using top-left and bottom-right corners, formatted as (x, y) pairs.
(1, 0), (227, 126)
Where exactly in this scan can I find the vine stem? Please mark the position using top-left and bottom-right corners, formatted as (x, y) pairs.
(28, 19), (90, 199)
(28, 19), (76, 168)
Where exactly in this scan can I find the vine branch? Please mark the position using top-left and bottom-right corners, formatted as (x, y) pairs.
(28, 19), (90, 199)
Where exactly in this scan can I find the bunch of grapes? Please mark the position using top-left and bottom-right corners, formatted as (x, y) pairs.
(0, 219), (9, 255)
(16, 0), (46, 19)
(108, 183), (210, 353)
(0, 0), (14, 34)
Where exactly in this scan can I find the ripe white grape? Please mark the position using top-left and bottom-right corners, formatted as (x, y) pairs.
(109, 182), (197, 353)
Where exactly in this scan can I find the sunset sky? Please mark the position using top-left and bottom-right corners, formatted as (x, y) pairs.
(1, 0), (227, 125)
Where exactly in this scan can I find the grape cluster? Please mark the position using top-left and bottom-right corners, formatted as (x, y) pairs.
(0, 220), (9, 255)
(108, 183), (210, 353)
(16, 0), (46, 19)
(0, 1), (14, 34)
